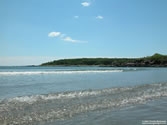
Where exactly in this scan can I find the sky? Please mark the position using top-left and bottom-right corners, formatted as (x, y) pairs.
(0, 0), (167, 66)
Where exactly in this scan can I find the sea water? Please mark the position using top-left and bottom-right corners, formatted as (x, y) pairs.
(0, 66), (167, 125)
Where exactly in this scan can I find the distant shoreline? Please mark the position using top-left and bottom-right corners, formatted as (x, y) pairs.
(39, 65), (167, 67)
(40, 53), (167, 67)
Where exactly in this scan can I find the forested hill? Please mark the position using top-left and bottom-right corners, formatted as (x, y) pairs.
(41, 53), (167, 67)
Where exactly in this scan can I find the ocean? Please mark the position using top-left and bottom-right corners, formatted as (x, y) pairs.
(0, 66), (167, 125)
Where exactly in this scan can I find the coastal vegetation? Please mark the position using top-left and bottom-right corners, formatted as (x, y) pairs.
(41, 53), (167, 67)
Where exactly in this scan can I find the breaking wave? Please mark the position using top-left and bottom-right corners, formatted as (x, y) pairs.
(0, 68), (146, 76)
(0, 70), (123, 75)
(1, 83), (167, 125)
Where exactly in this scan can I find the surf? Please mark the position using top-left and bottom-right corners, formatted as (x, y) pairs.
(0, 69), (123, 75)
(0, 83), (167, 125)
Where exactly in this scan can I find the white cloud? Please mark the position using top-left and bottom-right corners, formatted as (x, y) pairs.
(96, 15), (104, 19)
(63, 37), (78, 43)
(48, 32), (61, 37)
(48, 31), (86, 43)
(81, 2), (90, 7)
(74, 16), (79, 19)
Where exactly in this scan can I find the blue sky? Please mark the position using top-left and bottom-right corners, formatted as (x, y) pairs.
(0, 0), (167, 65)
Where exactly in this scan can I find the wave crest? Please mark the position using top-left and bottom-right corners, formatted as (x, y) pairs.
(0, 70), (123, 75)
(0, 83), (167, 125)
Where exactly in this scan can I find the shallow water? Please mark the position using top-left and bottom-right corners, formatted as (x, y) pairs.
(0, 66), (167, 125)
(50, 97), (167, 125)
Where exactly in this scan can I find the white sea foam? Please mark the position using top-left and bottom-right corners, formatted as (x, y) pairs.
(7, 91), (102, 104)
(0, 70), (123, 75)
(4, 83), (167, 104)
(1, 83), (167, 125)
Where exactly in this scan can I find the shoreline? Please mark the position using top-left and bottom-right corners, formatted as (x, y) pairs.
(38, 65), (167, 67)
(40, 53), (167, 67)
